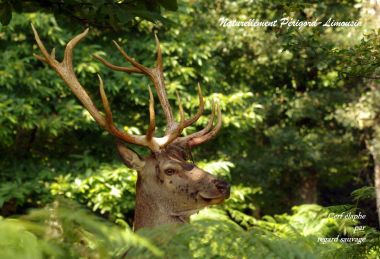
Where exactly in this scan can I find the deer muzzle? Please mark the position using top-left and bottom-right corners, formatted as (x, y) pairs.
(199, 179), (230, 205)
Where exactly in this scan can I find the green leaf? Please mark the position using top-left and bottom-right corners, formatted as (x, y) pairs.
(351, 186), (376, 201)
(0, 1), (12, 25)
(158, 0), (178, 11)
(115, 9), (132, 24)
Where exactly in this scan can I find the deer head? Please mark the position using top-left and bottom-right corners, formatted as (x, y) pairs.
(32, 25), (230, 230)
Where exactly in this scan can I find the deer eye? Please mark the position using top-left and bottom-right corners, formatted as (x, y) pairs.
(164, 168), (177, 176)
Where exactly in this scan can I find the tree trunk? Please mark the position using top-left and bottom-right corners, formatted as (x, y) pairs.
(366, 136), (380, 226)
(375, 161), (380, 226)
(298, 171), (318, 204)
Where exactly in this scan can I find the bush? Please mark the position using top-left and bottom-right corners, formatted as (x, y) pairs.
(2, 202), (378, 259)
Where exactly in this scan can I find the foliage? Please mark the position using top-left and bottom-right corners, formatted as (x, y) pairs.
(351, 186), (376, 201)
(122, 205), (380, 258)
(0, 0), (377, 211)
(50, 163), (137, 224)
(334, 29), (380, 80)
(0, 200), (161, 259)
(0, 217), (44, 259)
(1, 0), (380, 257)
(1, 201), (378, 259)
(0, 0), (178, 29)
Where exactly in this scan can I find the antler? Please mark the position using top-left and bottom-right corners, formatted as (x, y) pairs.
(175, 100), (222, 147)
(32, 25), (221, 151)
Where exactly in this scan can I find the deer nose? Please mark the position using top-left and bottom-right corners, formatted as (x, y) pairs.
(213, 179), (230, 196)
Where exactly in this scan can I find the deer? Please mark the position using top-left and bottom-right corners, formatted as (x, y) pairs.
(31, 25), (230, 231)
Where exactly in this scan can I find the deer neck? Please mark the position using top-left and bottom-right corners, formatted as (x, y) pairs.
(133, 177), (189, 231)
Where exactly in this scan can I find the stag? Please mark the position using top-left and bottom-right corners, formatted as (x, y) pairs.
(32, 25), (230, 230)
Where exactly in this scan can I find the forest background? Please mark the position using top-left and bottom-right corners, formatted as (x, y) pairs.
(0, 0), (380, 258)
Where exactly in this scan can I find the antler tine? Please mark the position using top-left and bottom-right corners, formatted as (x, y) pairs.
(183, 83), (205, 127)
(93, 54), (144, 74)
(149, 35), (175, 130)
(176, 91), (185, 130)
(187, 101), (222, 147)
(98, 74), (113, 123)
(154, 33), (163, 72)
(31, 24), (56, 65)
(177, 99), (215, 144)
(146, 86), (156, 140)
(112, 41), (152, 75)
(63, 28), (90, 69)
(160, 91), (186, 147)
(50, 48), (56, 60)
(98, 74), (151, 146)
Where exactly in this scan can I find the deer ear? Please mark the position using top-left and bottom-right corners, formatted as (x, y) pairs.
(116, 141), (145, 171)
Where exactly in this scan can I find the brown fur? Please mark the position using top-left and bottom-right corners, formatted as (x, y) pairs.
(117, 142), (230, 230)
